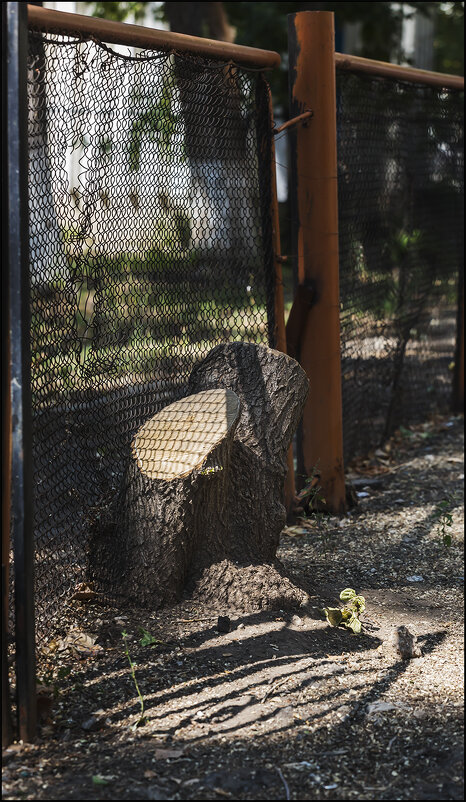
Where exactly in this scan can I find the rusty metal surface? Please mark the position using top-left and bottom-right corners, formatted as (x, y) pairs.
(285, 282), (316, 362)
(273, 110), (313, 136)
(335, 52), (464, 91)
(266, 82), (296, 515)
(27, 4), (281, 68)
(288, 11), (346, 514)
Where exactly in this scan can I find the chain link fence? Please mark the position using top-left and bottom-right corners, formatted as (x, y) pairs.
(12, 22), (464, 643)
(336, 70), (463, 464)
(26, 25), (276, 636)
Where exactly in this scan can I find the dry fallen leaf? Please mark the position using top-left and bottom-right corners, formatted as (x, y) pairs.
(41, 638), (60, 656)
(62, 628), (103, 658)
(283, 526), (308, 537)
(144, 769), (158, 779)
(68, 582), (99, 602)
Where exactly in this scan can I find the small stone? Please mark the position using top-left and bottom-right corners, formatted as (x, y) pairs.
(81, 716), (99, 732)
(388, 626), (422, 659)
(367, 701), (399, 714)
(146, 786), (172, 801)
(217, 615), (231, 633)
(236, 623), (245, 630)
(273, 705), (295, 724)
(337, 704), (352, 718)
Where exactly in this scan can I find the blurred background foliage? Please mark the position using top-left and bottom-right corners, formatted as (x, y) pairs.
(83, 2), (464, 114)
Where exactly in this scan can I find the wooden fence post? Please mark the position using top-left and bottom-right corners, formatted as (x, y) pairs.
(288, 11), (346, 514)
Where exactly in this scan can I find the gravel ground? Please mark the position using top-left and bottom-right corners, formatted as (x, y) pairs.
(3, 413), (464, 801)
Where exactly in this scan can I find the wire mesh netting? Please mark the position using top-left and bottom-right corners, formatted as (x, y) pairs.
(336, 70), (463, 464)
(26, 26), (276, 635)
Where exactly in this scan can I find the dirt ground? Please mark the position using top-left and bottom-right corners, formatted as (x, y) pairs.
(3, 413), (464, 801)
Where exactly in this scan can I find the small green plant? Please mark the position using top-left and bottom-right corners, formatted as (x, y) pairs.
(323, 588), (366, 634)
(138, 627), (165, 648)
(122, 631), (147, 727)
(92, 775), (110, 786)
(433, 495), (457, 547)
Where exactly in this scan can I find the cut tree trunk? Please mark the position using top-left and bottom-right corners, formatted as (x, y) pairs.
(91, 343), (309, 612)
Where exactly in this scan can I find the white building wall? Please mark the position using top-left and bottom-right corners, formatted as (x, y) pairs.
(37, 2), (260, 259)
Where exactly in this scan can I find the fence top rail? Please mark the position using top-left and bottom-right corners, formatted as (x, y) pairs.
(335, 52), (464, 91)
(27, 4), (281, 69)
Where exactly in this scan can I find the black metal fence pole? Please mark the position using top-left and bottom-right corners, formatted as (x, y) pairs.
(453, 270), (464, 412)
(1, 0), (13, 751)
(4, 0), (37, 742)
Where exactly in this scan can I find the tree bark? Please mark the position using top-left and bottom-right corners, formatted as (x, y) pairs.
(90, 343), (309, 612)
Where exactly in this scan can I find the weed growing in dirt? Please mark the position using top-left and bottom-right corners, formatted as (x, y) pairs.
(433, 494), (458, 547)
(122, 631), (147, 727)
(138, 627), (165, 648)
(323, 588), (366, 634)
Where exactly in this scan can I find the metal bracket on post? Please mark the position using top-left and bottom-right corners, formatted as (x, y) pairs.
(288, 11), (346, 514)
(273, 110), (313, 136)
(5, 1), (37, 742)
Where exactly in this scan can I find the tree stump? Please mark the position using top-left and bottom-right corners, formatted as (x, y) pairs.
(92, 343), (309, 612)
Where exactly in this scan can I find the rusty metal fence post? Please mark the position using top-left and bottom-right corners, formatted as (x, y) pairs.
(288, 11), (346, 514)
(265, 84), (297, 517)
(5, 0), (37, 743)
(254, 73), (296, 518)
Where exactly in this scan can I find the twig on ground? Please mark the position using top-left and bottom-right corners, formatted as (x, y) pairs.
(365, 780), (397, 792)
(276, 767), (290, 800)
(261, 676), (291, 703)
